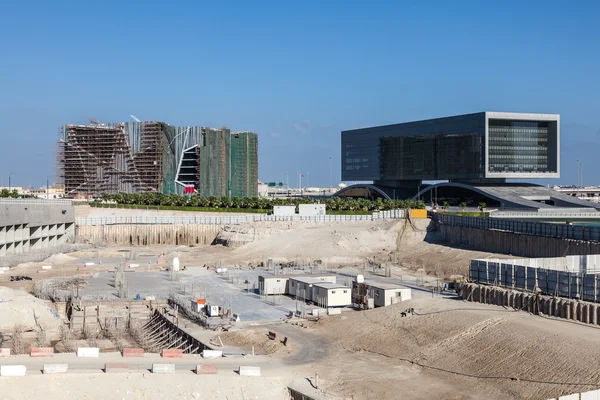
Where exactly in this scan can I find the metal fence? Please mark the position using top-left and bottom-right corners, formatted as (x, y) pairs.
(470, 259), (600, 303)
(433, 212), (600, 242)
(76, 210), (406, 226)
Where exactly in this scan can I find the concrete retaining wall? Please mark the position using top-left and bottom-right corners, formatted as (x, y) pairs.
(439, 225), (600, 258)
(202, 350), (222, 359)
(76, 224), (222, 246)
(462, 283), (600, 327)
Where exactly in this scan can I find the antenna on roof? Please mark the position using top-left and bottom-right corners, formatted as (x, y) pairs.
(130, 115), (142, 123)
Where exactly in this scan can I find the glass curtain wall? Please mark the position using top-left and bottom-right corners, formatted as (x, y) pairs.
(488, 119), (549, 173)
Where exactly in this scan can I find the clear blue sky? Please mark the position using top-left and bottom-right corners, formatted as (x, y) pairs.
(1, 0), (598, 188)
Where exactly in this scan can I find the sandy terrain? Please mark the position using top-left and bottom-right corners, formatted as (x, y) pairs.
(310, 297), (600, 400)
(219, 327), (294, 356)
(0, 287), (62, 331)
(0, 374), (289, 400)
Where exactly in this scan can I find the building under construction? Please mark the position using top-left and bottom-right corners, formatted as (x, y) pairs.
(57, 120), (258, 198)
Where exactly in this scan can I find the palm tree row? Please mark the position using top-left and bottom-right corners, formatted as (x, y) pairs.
(99, 193), (425, 212)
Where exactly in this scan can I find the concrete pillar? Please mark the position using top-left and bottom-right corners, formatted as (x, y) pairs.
(576, 303), (583, 322)
(590, 304), (597, 325)
(597, 305), (600, 325)
(503, 291), (509, 307)
(570, 301), (577, 321)
(564, 301), (570, 320)
(543, 298), (550, 315)
(582, 304), (589, 323)
(475, 285), (481, 302)
(508, 292), (514, 308)
(486, 287), (492, 304)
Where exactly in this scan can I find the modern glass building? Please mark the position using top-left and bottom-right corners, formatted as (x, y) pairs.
(342, 112), (560, 187)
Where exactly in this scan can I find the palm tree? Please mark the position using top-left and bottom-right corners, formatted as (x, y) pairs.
(459, 202), (467, 212)
(478, 202), (487, 212)
(442, 201), (450, 210)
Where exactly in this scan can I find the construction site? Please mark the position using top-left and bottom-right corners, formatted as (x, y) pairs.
(2, 201), (600, 399)
(57, 120), (258, 198)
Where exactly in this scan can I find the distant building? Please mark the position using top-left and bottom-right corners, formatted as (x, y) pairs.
(57, 120), (258, 198)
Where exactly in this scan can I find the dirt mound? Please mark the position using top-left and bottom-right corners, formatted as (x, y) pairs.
(219, 328), (292, 355)
(314, 298), (600, 400)
(0, 286), (62, 330)
(43, 253), (78, 265)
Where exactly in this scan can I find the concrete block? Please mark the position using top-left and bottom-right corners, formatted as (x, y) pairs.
(77, 347), (100, 357)
(564, 302), (570, 319)
(161, 349), (183, 359)
(591, 305), (598, 325)
(122, 348), (144, 357)
(43, 364), (68, 374)
(0, 365), (26, 376)
(570, 302), (577, 321)
(0, 349), (10, 357)
(196, 364), (218, 375)
(328, 308), (341, 315)
(41, 265), (52, 270)
(105, 363), (129, 373)
(582, 304), (589, 323)
(239, 366), (261, 376)
(152, 364), (175, 374)
(202, 350), (222, 359)
(581, 389), (600, 400)
(30, 347), (54, 357)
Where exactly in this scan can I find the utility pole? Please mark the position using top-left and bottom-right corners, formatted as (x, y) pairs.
(8, 172), (14, 192)
(46, 176), (50, 199)
(329, 156), (332, 192)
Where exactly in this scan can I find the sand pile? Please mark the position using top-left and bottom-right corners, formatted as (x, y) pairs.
(43, 253), (78, 265)
(0, 286), (62, 330)
(313, 298), (600, 400)
(220, 328), (292, 355)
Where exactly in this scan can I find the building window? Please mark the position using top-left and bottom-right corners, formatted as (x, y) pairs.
(343, 290), (348, 293)
(276, 280), (280, 283)
(332, 291), (336, 294)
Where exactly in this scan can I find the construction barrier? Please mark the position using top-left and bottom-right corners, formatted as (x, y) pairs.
(152, 364), (175, 374)
(76, 348), (100, 358)
(0, 365), (26, 377)
(239, 366), (261, 377)
(122, 348), (144, 357)
(0, 349), (10, 358)
(43, 364), (68, 374)
(201, 350), (222, 359)
(105, 363), (129, 373)
(30, 347), (54, 358)
(161, 349), (183, 359)
(196, 364), (218, 375)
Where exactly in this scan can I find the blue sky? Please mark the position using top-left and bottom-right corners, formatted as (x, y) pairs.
(0, 0), (598, 188)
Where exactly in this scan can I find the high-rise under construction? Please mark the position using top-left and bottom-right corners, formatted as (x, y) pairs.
(57, 120), (258, 198)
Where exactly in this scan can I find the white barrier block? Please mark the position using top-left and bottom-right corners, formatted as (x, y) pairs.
(0, 349), (10, 357)
(43, 364), (68, 374)
(202, 350), (223, 359)
(77, 347), (100, 357)
(41, 265), (52, 270)
(85, 262), (95, 266)
(0, 365), (26, 376)
(128, 264), (139, 269)
(239, 366), (261, 376)
(581, 389), (600, 400)
(152, 364), (175, 374)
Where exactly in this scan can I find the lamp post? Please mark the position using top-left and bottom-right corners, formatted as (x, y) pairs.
(329, 156), (332, 192)
(577, 159), (583, 188)
(8, 172), (15, 192)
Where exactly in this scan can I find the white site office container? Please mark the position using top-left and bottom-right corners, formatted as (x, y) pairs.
(313, 283), (352, 308)
(298, 204), (326, 217)
(273, 205), (296, 216)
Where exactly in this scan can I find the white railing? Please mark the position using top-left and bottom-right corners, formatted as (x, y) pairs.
(0, 198), (72, 206)
(76, 210), (406, 226)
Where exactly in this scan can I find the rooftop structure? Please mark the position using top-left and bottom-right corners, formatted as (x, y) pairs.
(57, 120), (258, 198)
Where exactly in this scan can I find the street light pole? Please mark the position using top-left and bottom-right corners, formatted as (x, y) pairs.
(8, 172), (14, 192)
(329, 156), (332, 192)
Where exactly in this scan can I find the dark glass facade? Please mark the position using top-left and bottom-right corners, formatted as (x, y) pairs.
(341, 112), (559, 185)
